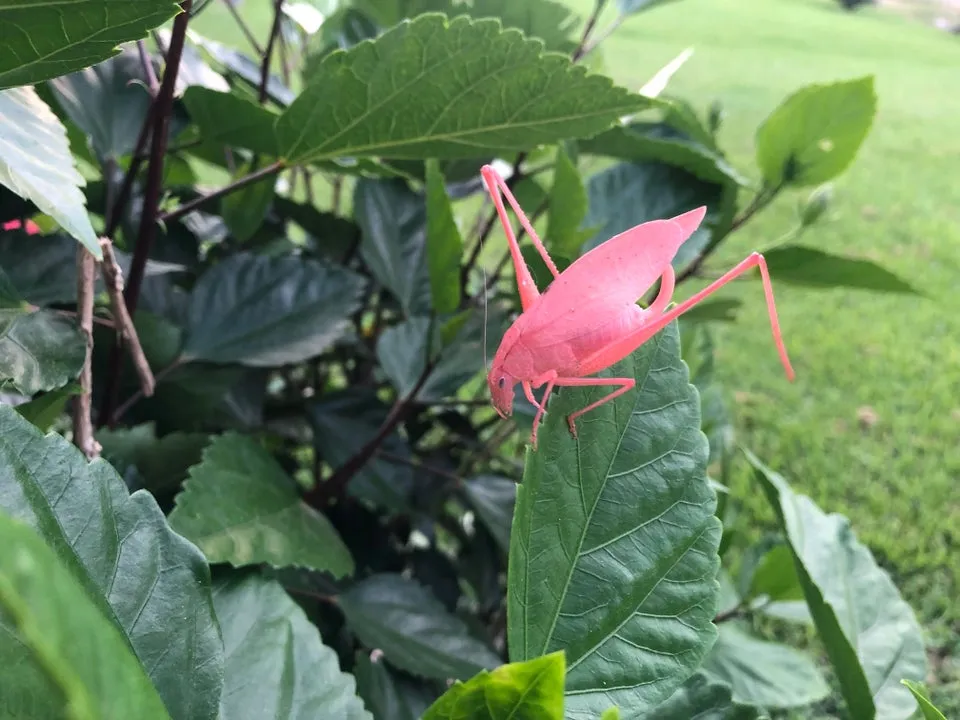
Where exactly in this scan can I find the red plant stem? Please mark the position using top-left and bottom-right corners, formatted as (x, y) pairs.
(259, 0), (285, 105)
(157, 160), (285, 224)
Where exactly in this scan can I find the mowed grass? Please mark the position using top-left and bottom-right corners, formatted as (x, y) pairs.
(193, 0), (960, 693)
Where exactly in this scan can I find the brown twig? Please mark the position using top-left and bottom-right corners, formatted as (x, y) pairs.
(98, 239), (156, 398)
(111, 359), (183, 425)
(136, 40), (160, 95)
(73, 247), (99, 459)
(157, 160), (285, 224)
(259, 0), (285, 105)
(572, 0), (608, 62)
(221, 0), (264, 55)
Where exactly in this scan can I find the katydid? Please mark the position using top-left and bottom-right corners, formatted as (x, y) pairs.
(480, 164), (795, 448)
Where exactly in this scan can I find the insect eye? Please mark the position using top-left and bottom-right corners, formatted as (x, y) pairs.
(497, 377), (506, 389)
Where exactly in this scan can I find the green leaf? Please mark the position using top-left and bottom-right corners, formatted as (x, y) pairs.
(0, 0), (179, 89)
(425, 160), (463, 315)
(755, 76), (876, 187)
(48, 49), (151, 162)
(423, 651), (565, 720)
(764, 246), (919, 294)
(213, 573), (372, 720)
(221, 160), (277, 243)
(0, 513), (171, 720)
(901, 680), (948, 720)
(96, 423), (209, 495)
(13, 384), (80, 430)
(181, 87), (279, 155)
(189, 32), (294, 107)
(0, 406), (223, 720)
(0, 87), (100, 258)
(354, 651), (439, 720)
(745, 450), (927, 720)
(169, 433), (353, 577)
(546, 145), (593, 260)
(339, 573), (502, 681)
(277, 15), (645, 163)
(583, 161), (723, 273)
(273, 197), (361, 263)
(181, 252), (366, 366)
(462, 475), (516, 555)
(701, 625), (828, 708)
(0, 306), (85, 395)
(580, 122), (748, 187)
(508, 322), (721, 716)
(745, 544), (803, 602)
(647, 673), (763, 719)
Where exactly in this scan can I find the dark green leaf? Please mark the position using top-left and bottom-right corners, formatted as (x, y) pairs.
(181, 252), (366, 366)
(221, 160), (277, 243)
(0, 306), (85, 395)
(214, 573), (371, 720)
(189, 32), (295, 106)
(0, 406), (223, 720)
(764, 246), (918, 294)
(0, 513), (171, 720)
(701, 625), (828, 708)
(546, 145), (593, 259)
(746, 450), (927, 720)
(273, 197), (360, 263)
(901, 680), (948, 720)
(355, 178), (431, 315)
(48, 49), (151, 162)
(423, 651), (564, 720)
(181, 87), (279, 155)
(509, 322), (720, 716)
(169, 433), (353, 577)
(646, 673), (763, 719)
(462, 475), (515, 554)
(425, 160), (463, 315)
(96, 423), (208, 495)
(0, 87), (100, 257)
(755, 76), (876, 187)
(339, 573), (502, 681)
(277, 15), (645, 163)
(354, 651), (439, 720)
(580, 122), (748, 187)
(13, 384), (80, 430)
(583, 161), (723, 273)
(0, 0), (179, 89)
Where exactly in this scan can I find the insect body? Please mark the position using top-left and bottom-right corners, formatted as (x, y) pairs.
(481, 165), (795, 448)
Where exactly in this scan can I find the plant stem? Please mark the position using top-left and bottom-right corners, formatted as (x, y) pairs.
(111, 359), (184, 425)
(157, 160), (285, 223)
(259, 0), (285, 105)
(136, 40), (160, 95)
(221, 0), (263, 55)
(105, 113), (153, 238)
(73, 247), (99, 459)
(572, 0), (608, 61)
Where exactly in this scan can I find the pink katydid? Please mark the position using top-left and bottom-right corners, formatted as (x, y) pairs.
(480, 164), (795, 449)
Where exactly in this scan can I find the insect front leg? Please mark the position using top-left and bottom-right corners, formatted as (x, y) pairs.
(551, 377), (637, 438)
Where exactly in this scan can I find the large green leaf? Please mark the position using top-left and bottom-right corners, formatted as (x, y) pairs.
(181, 252), (366, 366)
(276, 15), (644, 163)
(583, 161), (723, 273)
(0, 87), (100, 257)
(545, 145), (593, 260)
(508, 322), (721, 717)
(424, 160), (463, 315)
(181, 87), (279, 156)
(462, 475), (516, 555)
(745, 450), (927, 720)
(755, 76), (876, 187)
(354, 652), (439, 720)
(169, 433), (354, 577)
(901, 680), (947, 720)
(423, 651), (565, 720)
(96, 423), (209, 495)
(0, 406), (223, 720)
(700, 625), (828, 709)
(645, 673), (763, 719)
(0, 304), (85, 395)
(764, 246), (919, 294)
(0, 513), (171, 720)
(213, 573), (371, 720)
(0, 0), (179, 89)
(339, 573), (502, 681)
(48, 49), (151, 162)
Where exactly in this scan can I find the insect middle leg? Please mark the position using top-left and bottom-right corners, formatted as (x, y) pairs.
(552, 377), (637, 438)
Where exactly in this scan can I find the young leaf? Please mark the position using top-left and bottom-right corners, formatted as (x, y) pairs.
(545, 146), (593, 260)
(649, 673), (764, 719)
(0, 0), (179, 89)
(169, 433), (354, 577)
(214, 573), (371, 720)
(339, 573), (502, 681)
(462, 475), (516, 555)
(0, 406), (223, 720)
(0, 513), (171, 720)
(96, 423), (209, 495)
(764, 246), (919, 294)
(901, 680), (948, 720)
(354, 652), (439, 720)
(508, 322), (721, 716)
(755, 76), (876, 187)
(181, 87), (279, 155)
(0, 87), (100, 258)
(277, 15), (645, 163)
(745, 450), (927, 720)
(424, 160), (463, 315)
(181, 252), (366, 366)
(0, 306), (85, 395)
(221, 160), (277, 243)
(13, 384), (80, 431)
(700, 625), (829, 709)
(745, 544), (803, 603)
(422, 652), (565, 720)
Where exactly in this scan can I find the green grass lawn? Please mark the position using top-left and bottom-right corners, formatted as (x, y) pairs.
(193, 0), (960, 701)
